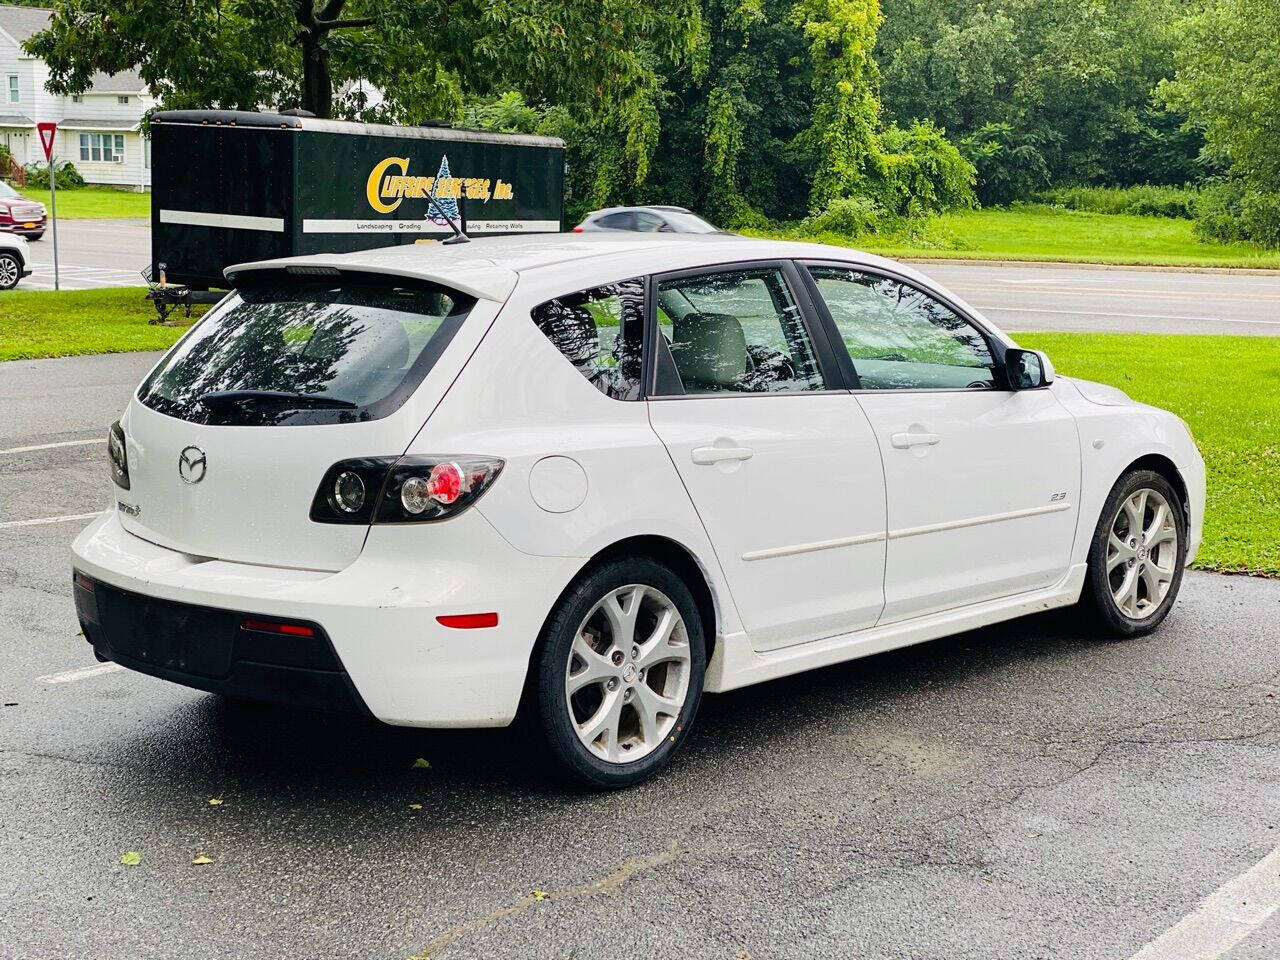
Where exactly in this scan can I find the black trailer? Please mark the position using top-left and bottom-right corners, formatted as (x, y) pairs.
(147, 110), (564, 314)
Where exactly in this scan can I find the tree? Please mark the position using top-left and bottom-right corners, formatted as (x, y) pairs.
(1161, 0), (1280, 246)
(25, 0), (704, 184)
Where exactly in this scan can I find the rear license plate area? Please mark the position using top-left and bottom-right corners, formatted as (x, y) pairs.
(96, 585), (237, 678)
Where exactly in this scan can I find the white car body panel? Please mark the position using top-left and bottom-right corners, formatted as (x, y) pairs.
(71, 233), (1206, 729)
(856, 386), (1082, 623)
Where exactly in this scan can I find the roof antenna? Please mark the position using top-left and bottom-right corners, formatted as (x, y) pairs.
(426, 194), (469, 245)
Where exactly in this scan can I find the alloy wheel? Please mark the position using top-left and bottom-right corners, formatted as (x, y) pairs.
(0, 256), (18, 289)
(565, 584), (692, 764)
(1106, 487), (1179, 620)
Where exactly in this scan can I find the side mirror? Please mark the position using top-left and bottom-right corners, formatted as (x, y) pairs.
(1005, 348), (1054, 390)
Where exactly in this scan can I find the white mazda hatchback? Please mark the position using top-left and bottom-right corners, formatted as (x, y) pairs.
(72, 234), (1204, 787)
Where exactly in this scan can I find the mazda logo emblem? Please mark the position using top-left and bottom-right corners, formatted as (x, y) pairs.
(178, 445), (207, 484)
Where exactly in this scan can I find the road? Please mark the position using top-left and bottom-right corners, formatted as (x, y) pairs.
(21, 217), (149, 290)
(13, 218), (1280, 334)
(3, 352), (1280, 959)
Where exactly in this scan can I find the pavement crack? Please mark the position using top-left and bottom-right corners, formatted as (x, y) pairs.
(410, 838), (682, 959)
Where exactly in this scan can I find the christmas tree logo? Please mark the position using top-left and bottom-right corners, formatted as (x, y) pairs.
(428, 154), (460, 225)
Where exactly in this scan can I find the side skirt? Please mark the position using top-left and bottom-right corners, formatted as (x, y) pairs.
(704, 563), (1088, 693)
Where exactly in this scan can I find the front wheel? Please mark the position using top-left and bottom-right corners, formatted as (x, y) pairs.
(0, 252), (21, 290)
(1081, 469), (1187, 637)
(533, 557), (706, 788)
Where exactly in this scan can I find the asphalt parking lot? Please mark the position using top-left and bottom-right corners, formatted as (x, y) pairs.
(3, 352), (1280, 960)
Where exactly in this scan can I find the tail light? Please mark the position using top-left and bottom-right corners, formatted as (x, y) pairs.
(309, 455), (504, 524)
(107, 421), (130, 489)
(571, 226), (584, 233)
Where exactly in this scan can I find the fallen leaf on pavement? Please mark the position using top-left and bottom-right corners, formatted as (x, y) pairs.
(208, 798), (224, 806)
(412, 758), (432, 770)
(119, 851), (140, 866)
(409, 803), (423, 811)
(191, 855), (214, 865)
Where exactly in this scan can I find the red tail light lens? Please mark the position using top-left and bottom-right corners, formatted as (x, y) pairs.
(571, 226), (584, 233)
(310, 455), (504, 524)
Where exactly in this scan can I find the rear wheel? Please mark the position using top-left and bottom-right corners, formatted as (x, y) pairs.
(533, 557), (705, 788)
(27, 232), (43, 241)
(0, 252), (20, 290)
(1081, 469), (1186, 637)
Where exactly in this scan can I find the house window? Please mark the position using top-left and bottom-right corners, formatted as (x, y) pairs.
(117, 95), (129, 104)
(78, 132), (126, 162)
(7, 76), (17, 103)
(71, 94), (82, 103)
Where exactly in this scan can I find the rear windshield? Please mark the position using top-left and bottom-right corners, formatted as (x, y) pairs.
(138, 276), (475, 426)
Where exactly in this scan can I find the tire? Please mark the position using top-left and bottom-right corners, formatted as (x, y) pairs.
(0, 252), (20, 290)
(1081, 469), (1187, 637)
(27, 232), (43, 241)
(533, 556), (706, 789)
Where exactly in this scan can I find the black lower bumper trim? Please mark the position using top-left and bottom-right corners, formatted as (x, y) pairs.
(74, 573), (372, 717)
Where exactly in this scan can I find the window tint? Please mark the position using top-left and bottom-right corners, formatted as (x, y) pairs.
(808, 266), (996, 390)
(531, 278), (645, 401)
(594, 212), (633, 230)
(137, 278), (473, 426)
(633, 211), (665, 232)
(655, 267), (827, 394)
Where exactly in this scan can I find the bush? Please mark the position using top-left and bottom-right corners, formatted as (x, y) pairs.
(1039, 184), (1200, 219)
(23, 160), (86, 190)
(799, 196), (886, 237)
(872, 121), (977, 218)
(958, 123), (1055, 206)
(1195, 179), (1280, 248)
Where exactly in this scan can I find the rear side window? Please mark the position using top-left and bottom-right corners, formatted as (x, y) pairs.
(138, 277), (475, 425)
(531, 278), (645, 401)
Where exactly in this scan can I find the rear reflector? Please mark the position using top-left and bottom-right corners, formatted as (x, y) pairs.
(436, 613), (499, 629)
(73, 572), (95, 592)
(240, 618), (315, 637)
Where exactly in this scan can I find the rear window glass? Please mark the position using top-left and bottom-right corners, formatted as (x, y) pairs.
(138, 276), (475, 426)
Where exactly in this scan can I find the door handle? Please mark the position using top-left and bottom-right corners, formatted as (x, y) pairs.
(691, 446), (754, 465)
(890, 432), (941, 449)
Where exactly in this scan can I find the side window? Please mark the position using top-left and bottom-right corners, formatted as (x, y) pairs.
(531, 278), (645, 401)
(655, 267), (828, 395)
(808, 266), (996, 390)
(594, 212), (634, 230)
(633, 211), (664, 232)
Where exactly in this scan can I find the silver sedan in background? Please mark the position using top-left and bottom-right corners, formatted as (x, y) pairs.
(573, 205), (722, 234)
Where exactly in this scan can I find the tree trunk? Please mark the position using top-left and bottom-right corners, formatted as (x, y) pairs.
(300, 30), (333, 118)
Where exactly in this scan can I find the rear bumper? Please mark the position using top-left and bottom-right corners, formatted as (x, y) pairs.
(74, 574), (372, 716)
(70, 510), (583, 727)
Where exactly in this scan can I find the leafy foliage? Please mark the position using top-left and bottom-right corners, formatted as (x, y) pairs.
(1041, 185), (1200, 220)
(877, 0), (1202, 197)
(1161, 0), (1280, 247)
(23, 160), (85, 190)
(958, 123), (1053, 207)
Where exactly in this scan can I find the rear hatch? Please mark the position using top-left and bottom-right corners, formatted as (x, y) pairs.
(116, 270), (488, 570)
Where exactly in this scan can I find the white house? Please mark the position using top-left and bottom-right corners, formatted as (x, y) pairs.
(0, 4), (154, 190)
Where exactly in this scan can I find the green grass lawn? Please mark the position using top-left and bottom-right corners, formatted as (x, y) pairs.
(0, 287), (194, 361)
(1014, 332), (1280, 576)
(759, 204), (1280, 269)
(16, 186), (149, 219)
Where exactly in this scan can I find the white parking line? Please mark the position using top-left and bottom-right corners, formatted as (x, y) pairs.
(0, 438), (103, 456)
(0, 511), (102, 529)
(36, 662), (123, 685)
(1130, 843), (1280, 959)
